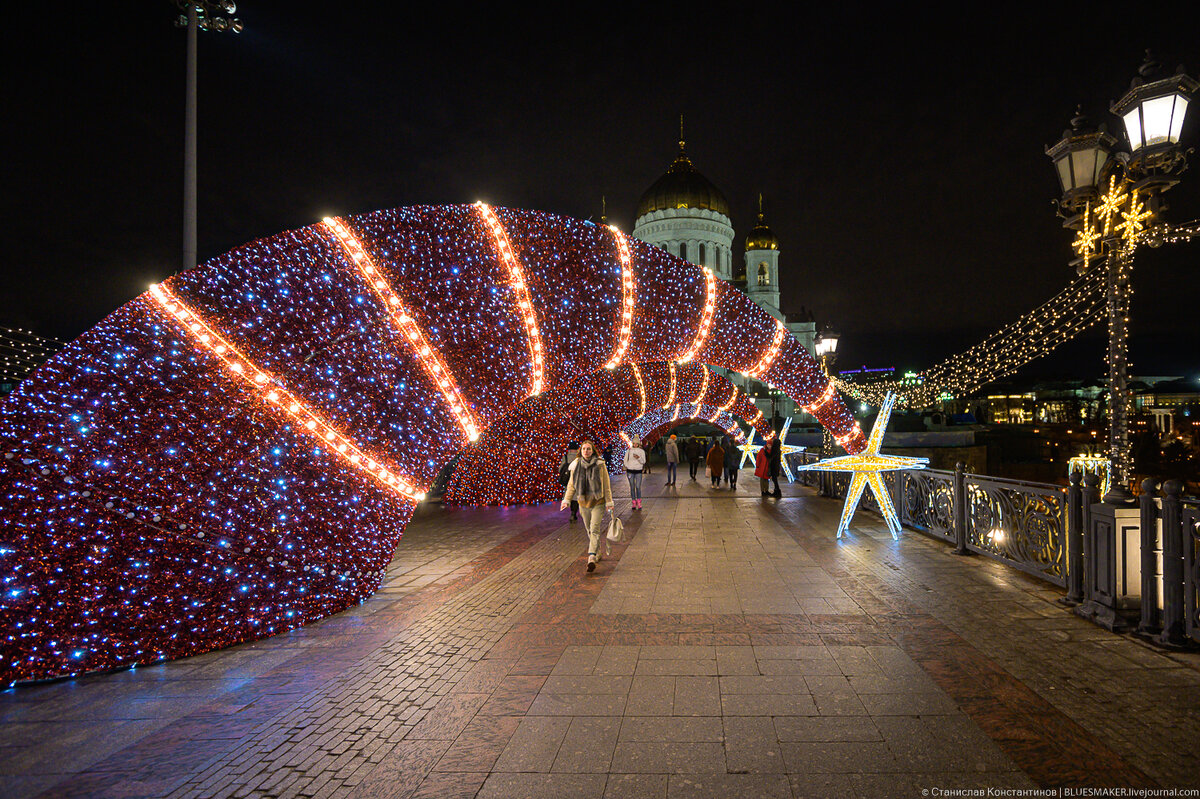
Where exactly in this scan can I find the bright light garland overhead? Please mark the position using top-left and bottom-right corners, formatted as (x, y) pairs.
(796, 392), (928, 539)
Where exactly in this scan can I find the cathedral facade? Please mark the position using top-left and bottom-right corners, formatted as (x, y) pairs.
(631, 139), (816, 425)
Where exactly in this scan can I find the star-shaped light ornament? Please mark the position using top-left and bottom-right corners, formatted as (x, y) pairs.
(773, 417), (807, 482)
(795, 392), (928, 539)
(738, 427), (765, 468)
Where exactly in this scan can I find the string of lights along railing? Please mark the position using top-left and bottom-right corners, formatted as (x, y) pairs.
(837, 178), (1193, 410)
(837, 264), (1109, 407)
(0, 204), (860, 685)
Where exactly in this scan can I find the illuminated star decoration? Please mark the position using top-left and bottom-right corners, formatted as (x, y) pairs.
(773, 417), (807, 482)
(795, 392), (928, 539)
(738, 427), (765, 468)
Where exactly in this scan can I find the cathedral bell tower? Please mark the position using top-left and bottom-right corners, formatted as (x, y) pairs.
(743, 194), (781, 316)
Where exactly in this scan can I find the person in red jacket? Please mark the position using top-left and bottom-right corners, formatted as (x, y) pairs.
(755, 445), (771, 497)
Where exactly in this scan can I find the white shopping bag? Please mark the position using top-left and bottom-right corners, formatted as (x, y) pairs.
(606, 515), (624, 543)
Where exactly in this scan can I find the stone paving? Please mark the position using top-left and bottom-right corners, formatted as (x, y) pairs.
(2, 468), (1199, 798)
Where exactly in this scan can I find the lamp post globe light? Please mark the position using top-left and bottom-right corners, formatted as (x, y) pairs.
(173, 1), (243, 274)
(1046, 51), (1196, 503)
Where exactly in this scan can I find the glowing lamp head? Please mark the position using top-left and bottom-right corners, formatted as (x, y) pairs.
(1045, 108), (1117, 215)
(1111, 55), (1196, 155)
(815, 326), (840, 358)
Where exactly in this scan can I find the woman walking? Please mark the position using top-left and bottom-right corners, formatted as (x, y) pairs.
(560, 440), (614, 572)
(722, 435), (740, 490)
(706, 438), (725, 488)
(755, 444), (771, 496)
(664, 434), (679, 486)
(624, 435), (646, 510)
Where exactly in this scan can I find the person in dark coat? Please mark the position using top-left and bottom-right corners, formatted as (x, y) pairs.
(560, 441), (581, 521)
(722, 435), (740, 489)
(686, 437), (702, 480)
(705, 439), (725, 488)
(768, 437), (783, 498)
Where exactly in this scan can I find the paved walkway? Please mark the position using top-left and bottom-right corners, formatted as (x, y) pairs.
(3, 470), (1199, 798)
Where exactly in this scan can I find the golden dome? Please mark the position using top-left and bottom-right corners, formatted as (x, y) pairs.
(744, 196), (778, 251)
(636, 143), (730, 219)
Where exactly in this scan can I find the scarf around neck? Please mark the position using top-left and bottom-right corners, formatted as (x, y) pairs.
(576, 454), (604, 499)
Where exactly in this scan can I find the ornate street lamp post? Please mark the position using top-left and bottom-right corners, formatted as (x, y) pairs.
(173, 2), (243, 274)
(815, 326), (840, 495)
(1046, 51), (1196, 502)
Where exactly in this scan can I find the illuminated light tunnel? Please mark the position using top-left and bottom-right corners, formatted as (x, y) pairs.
(0, 204), (865, 685)
(445, 361), (770, 506)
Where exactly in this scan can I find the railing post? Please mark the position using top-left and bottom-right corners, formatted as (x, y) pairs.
(952, 461), (969, 555)
(1062, 469), (1084, 605)
(1158, 479), (1187, 647)
(1137, 479), (1161, 636)
(1080, 472), (1100, 602)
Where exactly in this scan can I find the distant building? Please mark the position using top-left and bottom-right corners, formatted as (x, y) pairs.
(631, 138), (816, 425)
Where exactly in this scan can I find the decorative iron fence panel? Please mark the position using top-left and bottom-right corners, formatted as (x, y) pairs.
(962, 474), (1067, 586)
(897, 469), (956, 543)
(1184, 501), (1200, 641)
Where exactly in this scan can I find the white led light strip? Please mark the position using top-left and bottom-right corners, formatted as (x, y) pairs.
(148, 284), (425, 502)
(604, 226), (636, 370)
(745, 319), (786, 378)
(679, 268), (717, 363)
(476, 202), (546, 395)
(662, 362), (677, 409)
(671, 404), (682, 422)
(323, 217), (481, 443)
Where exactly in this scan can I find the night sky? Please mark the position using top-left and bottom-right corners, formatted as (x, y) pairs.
(5, 6), (1197, 382)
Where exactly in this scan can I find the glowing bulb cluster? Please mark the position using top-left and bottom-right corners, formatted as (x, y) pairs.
(476, 202), (546, 395)
(678, 267), (717, 363)
(150, 284), (425, 502)
(745, 319), (787, 378)
(603, 226), (636, 370)
(323, 217), (481, 443)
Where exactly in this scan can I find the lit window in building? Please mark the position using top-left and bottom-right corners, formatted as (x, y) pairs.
(758, 262), (769, 286)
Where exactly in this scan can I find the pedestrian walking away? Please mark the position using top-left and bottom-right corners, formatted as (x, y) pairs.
(706, 438), (725, 488)
(722, 435), (740, 489)
(768, 436), (783, 498)
(560, 439), (614, 572)
(686, 436), (702, 480)
(664, 434), (679, 486)
(559, 441), (581, 522)
(623, 435), (646, 510)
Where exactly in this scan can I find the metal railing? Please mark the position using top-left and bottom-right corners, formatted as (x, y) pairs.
(791, 454), (1069, 588)
(793, 454), (1200, 647)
